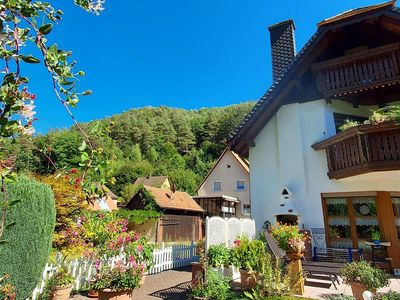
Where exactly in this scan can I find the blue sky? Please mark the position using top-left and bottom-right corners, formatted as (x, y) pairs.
(29, 0), (384, 133)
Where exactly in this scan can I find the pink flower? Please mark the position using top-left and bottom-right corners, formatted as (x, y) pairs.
(138, 245), (143, 252)
(134, 233), (139, 241)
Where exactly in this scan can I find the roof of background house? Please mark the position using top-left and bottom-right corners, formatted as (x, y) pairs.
(134, 175), (169, 188)
(143, 185), (204, 213)
(228, 1), (400, 156)
(196, 148), (249, 193)
(88, 191), (118, 211)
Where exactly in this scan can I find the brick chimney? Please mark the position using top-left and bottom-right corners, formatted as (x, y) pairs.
(268, 20), (296, 83)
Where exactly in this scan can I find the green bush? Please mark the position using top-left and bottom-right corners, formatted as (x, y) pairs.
(0, 177), (56, 300)
(207, 245), (230, 267)
(340, 261), (389, 291)
(374, 291), (400, 300)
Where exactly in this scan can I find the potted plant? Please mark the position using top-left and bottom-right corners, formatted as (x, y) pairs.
(91, 258), (143, 300)
(341, 261), (389, 300)
(371, 230), (381, 245)
(191, 284), (208, 300)
(231, 236), (266, 289)
(46, 267), (74, 300)
(271, 223), (306, 260)
(207, 245), (230, 272)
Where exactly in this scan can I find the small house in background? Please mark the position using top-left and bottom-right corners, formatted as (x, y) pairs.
(87, 189), (119, 211)
(123, 185), (204, 243)
(133, 175), (171, 190)
(195, 148), (251, 218)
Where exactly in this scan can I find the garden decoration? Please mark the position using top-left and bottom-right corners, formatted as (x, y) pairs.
(340, 261), (389, 300)
(271, 223), (306, 295)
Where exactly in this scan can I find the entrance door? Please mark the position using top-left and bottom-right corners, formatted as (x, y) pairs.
(276, 214), (298, 225)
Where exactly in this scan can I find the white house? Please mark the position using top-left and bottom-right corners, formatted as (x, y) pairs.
(195, 148), (251, 218)
(228, 1), (400, 269)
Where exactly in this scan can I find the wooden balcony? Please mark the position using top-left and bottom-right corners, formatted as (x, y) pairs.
(312, 122), (400, 179)
(312, 43), (400, 99)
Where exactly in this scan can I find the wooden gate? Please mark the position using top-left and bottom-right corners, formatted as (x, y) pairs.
(157, 214), (202, 242)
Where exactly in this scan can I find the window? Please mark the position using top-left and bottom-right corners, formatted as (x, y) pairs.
(213, 181), (221, 192)
(243, 204), (251, 216)
(323, 195), (380, 249)
(236, 180), (245, 191)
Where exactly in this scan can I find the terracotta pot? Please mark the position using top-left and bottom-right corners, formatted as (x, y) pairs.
(350, 282), (376, 300)
(239, 269), (259, 290)
(98, 289), (133, 300)
(50, 284), (73, 300)
(192, 297), (207, 300)
(191, 262), (205, 287)
(286, 249), (304, 260)
(87, 290), (99, 298)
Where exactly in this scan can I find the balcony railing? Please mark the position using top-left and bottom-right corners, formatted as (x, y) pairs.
(312, 122), (400, 179)
(312, 43), (400, 98)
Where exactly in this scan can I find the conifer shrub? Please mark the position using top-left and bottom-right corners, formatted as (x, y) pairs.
(0, 177), (56, 300)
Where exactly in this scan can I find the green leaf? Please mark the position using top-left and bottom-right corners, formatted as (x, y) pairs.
(20, 55), (41, 64)
(90, 121), (100, 134)
(0, 240), (8, 245)
(78, 140), (87, 151)
(81, 152), (89, 162)
(39, 24), (53, 35)
(21, 7), (35, 17)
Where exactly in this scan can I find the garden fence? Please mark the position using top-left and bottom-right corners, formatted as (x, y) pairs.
(30, 242), (198, 299)
(205, 216), (256, 250)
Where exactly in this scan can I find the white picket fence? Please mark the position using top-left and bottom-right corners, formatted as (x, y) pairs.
(31, 242), (198, 299)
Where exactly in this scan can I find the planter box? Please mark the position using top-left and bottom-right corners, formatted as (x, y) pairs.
(350, 282), (376, 300)
(98, 289), (133, 300)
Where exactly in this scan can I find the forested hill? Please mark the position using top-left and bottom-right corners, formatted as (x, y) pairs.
(7, 102), (254, 197)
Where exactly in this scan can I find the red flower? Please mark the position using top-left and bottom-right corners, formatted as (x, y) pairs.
(70, 168), (78, 174)
(234, 239), (241, 247)
(75, 177), (81, 184)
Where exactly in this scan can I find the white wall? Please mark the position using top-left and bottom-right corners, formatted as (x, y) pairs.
(198, 150), (250, 217)
(250, 99), (400, 231)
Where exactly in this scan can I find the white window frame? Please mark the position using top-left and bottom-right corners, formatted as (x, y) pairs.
(213, 180), (222, 192)
(236, 179), (245, 191)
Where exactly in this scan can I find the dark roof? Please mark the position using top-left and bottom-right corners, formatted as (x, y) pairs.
(133, 176), (169, 188)
(228, 2), (400, 156)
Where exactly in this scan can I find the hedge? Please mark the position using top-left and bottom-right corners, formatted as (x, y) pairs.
(0, 177), (56, 300)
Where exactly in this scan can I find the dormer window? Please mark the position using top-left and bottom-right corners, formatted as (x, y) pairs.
(213, 181), (222, 192)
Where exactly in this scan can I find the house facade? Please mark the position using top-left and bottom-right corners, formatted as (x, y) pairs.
(133, 175), (171, 190)
(195, 148), (251, 218)
(229, 1), (400, 269)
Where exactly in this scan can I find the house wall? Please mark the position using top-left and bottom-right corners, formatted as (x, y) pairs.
(250, 99), (400, 231)
(197, 151), (250, 217)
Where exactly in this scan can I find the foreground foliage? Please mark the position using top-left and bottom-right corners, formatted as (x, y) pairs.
(0, 177), (56, 300)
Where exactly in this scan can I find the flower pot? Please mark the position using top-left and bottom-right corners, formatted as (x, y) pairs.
(87, 290), (99, 298)
(286, 249), (304, 260)
(50, 284), (73, 300)
(350, 282), (376, 300)
(192, 297), (207, 300)
(239, 269), (258, 289)
(98, 289), (133, 300)
(191, 262), (205, 287)
(373, 240), (381, 245)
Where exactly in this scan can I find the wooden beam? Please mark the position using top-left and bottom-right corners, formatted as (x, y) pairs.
(376, 191), (400, 269)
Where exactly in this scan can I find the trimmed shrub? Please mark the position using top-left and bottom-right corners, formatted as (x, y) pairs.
(0, 177), (56, 300)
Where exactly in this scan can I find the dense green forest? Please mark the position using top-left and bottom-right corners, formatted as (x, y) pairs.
(6, 102), (254, 197)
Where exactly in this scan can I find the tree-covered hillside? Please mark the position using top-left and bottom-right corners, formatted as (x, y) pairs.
(6, 102), (254, 196)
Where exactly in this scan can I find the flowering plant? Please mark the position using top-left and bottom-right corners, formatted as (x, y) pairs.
(91, 258), (143, 291)
(271, 223), (305, 252)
